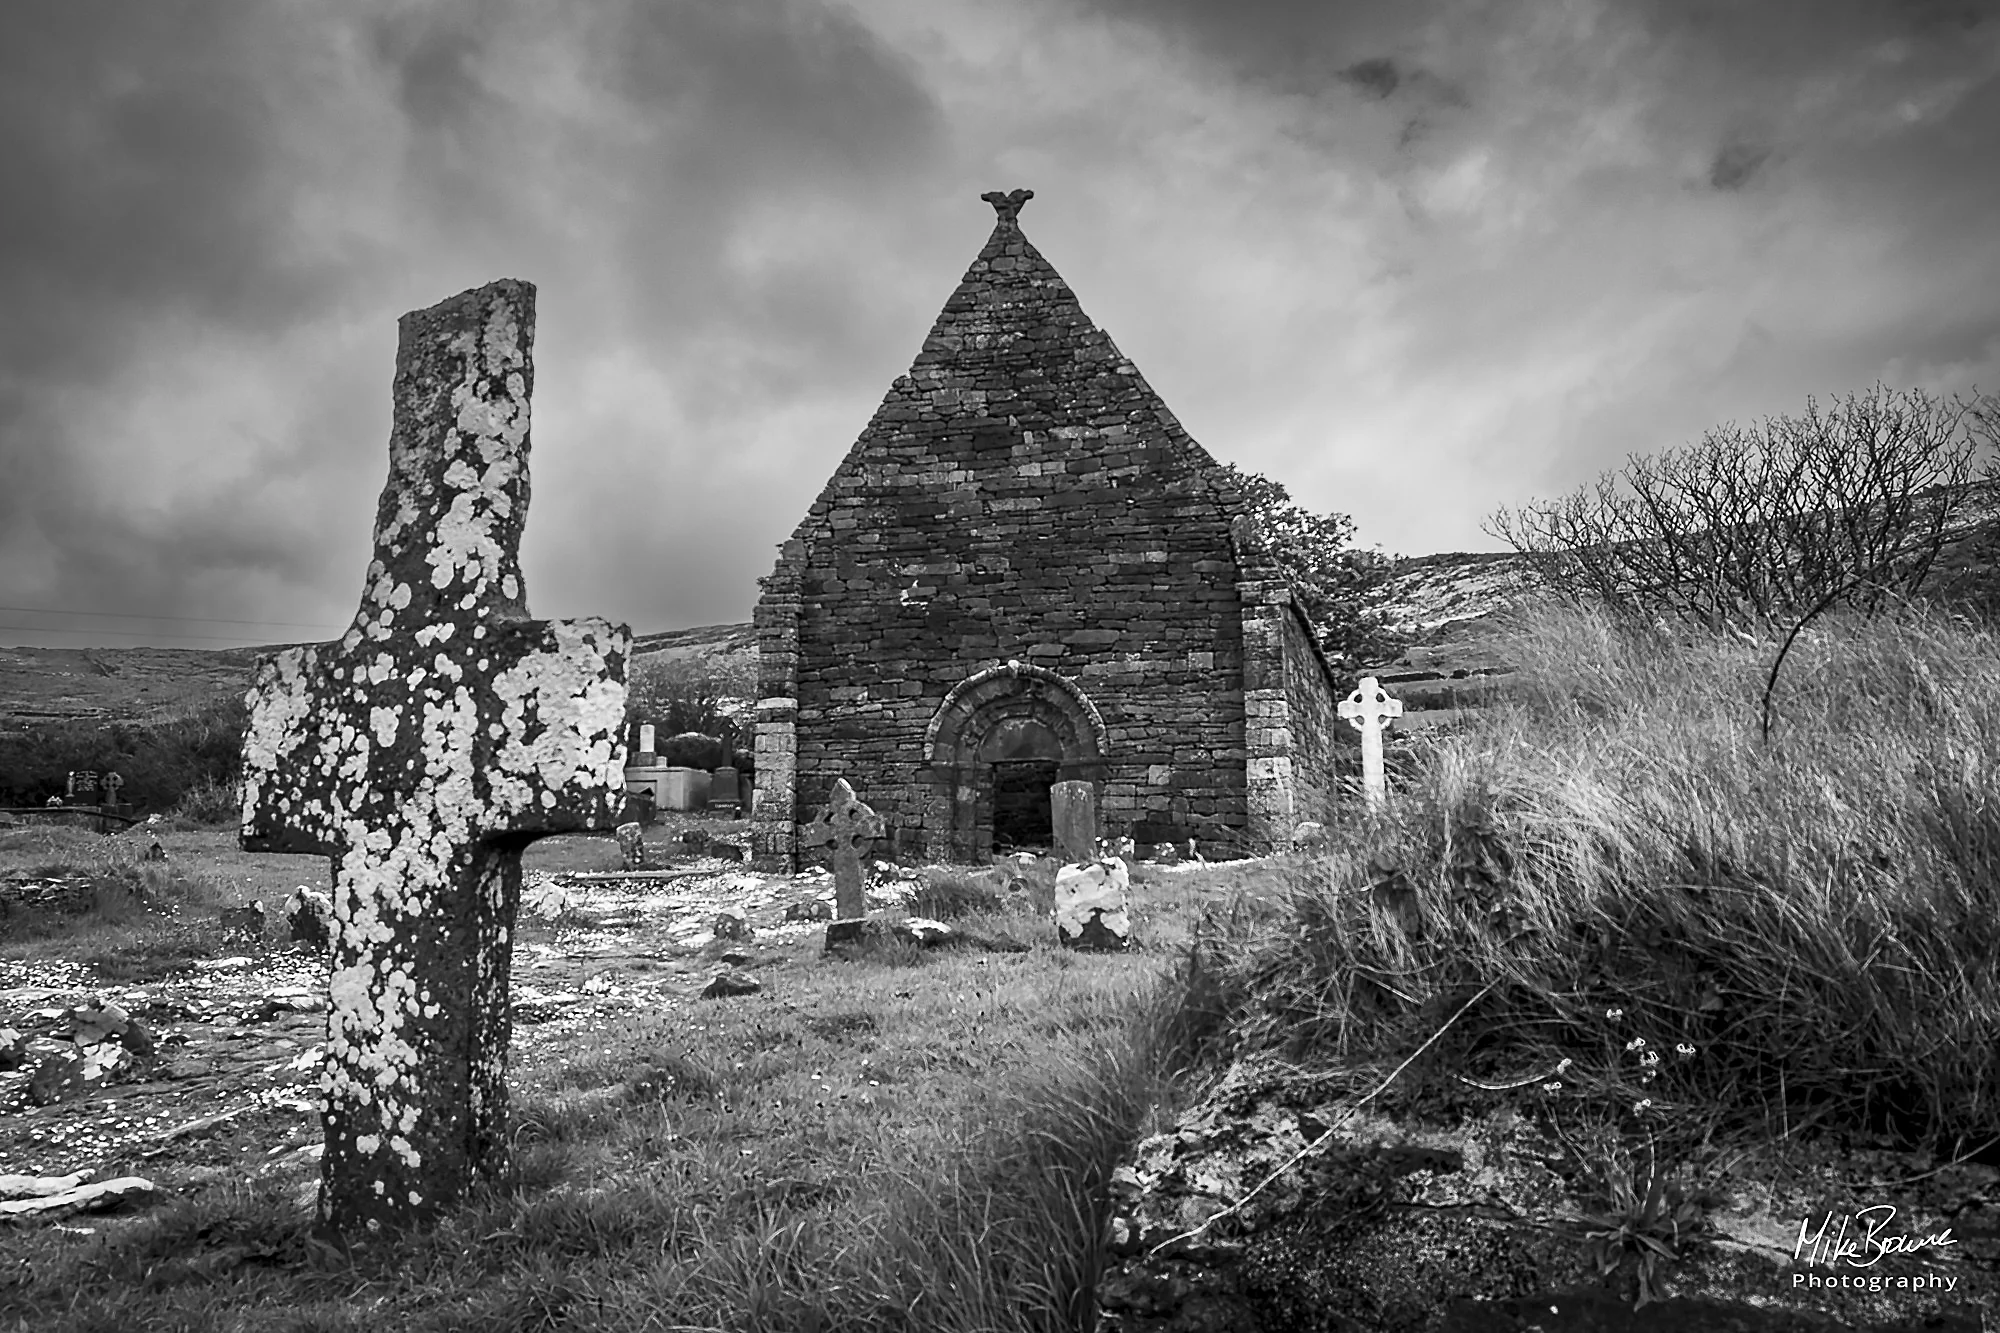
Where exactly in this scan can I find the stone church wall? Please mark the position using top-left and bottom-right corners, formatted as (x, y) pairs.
(752, 189), (1343, 868)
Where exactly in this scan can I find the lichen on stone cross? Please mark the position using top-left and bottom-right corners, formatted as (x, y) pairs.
(237, 278), (630, 1240)
(800, 778), (883, 920)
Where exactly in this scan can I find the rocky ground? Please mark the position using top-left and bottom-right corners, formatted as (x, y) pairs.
(0, 837), (919, 1228)
(1094, 1052), (1998, 1333)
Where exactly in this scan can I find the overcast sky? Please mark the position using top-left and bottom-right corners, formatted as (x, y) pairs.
(3, 0), (1997, 649)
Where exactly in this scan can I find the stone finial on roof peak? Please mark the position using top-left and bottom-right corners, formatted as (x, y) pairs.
(980, 188), (1034, 225)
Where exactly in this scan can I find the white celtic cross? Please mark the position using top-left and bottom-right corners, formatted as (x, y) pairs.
(1337, 676), (1402, 811)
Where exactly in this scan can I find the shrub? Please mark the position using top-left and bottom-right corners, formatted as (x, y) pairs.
(0, 693), (247, 811)
(909, 869), (1004, 919)
(662, 732), (728, 770)
(172, 775), (243, 827)
(624, 659), (746, 762)
(1484, 383), (1999, 633)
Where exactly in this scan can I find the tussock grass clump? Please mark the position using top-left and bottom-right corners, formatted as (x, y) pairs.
(1184, 599), (2000, 1163)
(0, 834), (234, 981)
(908, 868), (1004, 919)
(169, 774), (243, 827)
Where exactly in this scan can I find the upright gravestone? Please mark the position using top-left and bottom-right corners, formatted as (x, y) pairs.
(1050, 780), (1097, 865)
(238, 279), (630, 1239)
(1338, 676), (1403, 812)
(708, 764), (741, 815)
(800, 778), (882, 920)
(638, 723), (657, 765)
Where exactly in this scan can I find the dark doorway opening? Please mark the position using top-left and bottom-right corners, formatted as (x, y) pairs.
(990, 759), (1058, 853)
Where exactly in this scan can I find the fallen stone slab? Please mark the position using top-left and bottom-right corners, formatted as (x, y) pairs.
(191, 956), (254, 972)
(823, 916), (956, 957)
(701, 969), (762, 999)
(557, 869), (737, 883)
(0, 1170), (91, 1200)
(0, 1176), (159, 1218)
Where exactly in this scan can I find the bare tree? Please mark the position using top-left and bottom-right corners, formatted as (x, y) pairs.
(1484, 384), (1998, 634)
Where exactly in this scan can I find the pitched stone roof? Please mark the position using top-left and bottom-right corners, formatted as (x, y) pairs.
(762, 189), (1338, 693)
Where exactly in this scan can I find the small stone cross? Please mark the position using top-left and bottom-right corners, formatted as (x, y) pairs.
(800, 778), (883, 920)
(1338, 675), (1403, 811)
(239, 279), (630, 1239)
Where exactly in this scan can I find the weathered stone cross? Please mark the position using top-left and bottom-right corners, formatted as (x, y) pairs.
(1337, 675), (1403, 811)
(239, 279), (630, 1239)
(800, 778), (883, 920)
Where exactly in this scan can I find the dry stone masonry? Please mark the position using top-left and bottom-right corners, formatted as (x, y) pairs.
(752, 189), (1342, 868)
(238, 278), (630, 1239)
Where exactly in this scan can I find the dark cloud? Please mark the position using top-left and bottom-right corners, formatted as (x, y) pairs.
(0, 4), (342, 383)
(1339, 57), (1402, 100)
(1, 1), (1993, 647)
(368, 4), (495, 130)
(1709, 141), (1773, 191)
(0, 1), (946, 646)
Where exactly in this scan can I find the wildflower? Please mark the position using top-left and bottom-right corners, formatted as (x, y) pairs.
(1625, 1036), (1647, 1052)
(1633, 1098), (1654, 1115)
(1542, 1081), (1563, 1094)
(1556, 1057), (1574, 1073)
(1639, 1049), (1661, 1067)
(1675, 1042), (1696, 1058)
(1606, 1008), (1624, 1021)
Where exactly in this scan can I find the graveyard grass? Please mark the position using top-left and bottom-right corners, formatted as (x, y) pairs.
(1, 823), (1235, 1331)
(6, 598), (1999, 1327)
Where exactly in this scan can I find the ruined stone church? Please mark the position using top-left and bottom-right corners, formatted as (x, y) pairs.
(751, 188), (1343, 868)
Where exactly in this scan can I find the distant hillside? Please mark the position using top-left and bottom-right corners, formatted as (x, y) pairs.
(5, 479), (1998, 734)
(0, 626), (763, 734)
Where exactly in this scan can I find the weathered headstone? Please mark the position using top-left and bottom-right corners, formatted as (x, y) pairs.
(238, 278), (630, 1239)
(1055, 858), (1132, 951)
(1050, 780), (1097, 865)
(287, 886), (334, 952)
(101, 771), (125, 807)
(1337, 676), (1403, 812)
(638, 723), (656, 765)
(616, 821), (648, 870)
(800, 778), (883, 920)
(66, 771), (99, 804)
(220, 901), (265, 947)
(708, 764), (741, 814)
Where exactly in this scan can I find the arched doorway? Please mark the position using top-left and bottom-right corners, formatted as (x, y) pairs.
(924, 663), (1108, 862)
(983, 716), (1062, 852)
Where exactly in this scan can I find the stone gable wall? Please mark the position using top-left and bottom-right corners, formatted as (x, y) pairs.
(1279, 601), (1342, 824)
(780, 402), (1253, 859)
(752, 197), (1340, 866)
